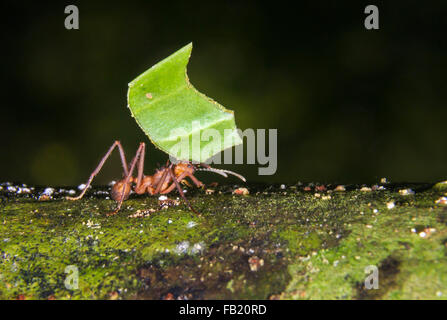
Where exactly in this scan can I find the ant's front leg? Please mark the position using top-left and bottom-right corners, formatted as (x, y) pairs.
(167, 166), (200, 215)
(185, 173), (204, 188)
(67, 140), (129, 201)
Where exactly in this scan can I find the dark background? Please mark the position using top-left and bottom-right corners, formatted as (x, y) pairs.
(1, 1), (446, 186)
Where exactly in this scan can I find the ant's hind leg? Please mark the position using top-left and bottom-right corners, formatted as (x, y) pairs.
(107, 142), (145, 216)
(67, 140), (129, 201)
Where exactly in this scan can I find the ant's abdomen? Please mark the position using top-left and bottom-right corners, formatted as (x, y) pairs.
(111, 179), (132, 201)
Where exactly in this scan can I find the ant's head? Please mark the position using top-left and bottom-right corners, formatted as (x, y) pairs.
(174, 162), (196, 176)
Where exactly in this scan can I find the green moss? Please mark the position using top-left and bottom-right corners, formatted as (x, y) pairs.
(433, 180), (447, 192)
(1, 182), (447, 299)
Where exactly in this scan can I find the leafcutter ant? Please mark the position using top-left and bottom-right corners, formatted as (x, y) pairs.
(67, 141), (245, 215)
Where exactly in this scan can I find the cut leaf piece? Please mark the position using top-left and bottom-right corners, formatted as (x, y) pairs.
(127, 43), (242, 163)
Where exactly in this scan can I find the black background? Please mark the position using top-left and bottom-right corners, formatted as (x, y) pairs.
(1, 1), (446, 186)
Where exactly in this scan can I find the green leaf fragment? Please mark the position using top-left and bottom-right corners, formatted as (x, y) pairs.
(127, 43), (242, 162)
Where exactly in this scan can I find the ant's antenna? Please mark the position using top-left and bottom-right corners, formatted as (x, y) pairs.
(197, 167), (246, 182)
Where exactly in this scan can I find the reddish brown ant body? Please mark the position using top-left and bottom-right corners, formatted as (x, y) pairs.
(67, 141), (245, 215)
